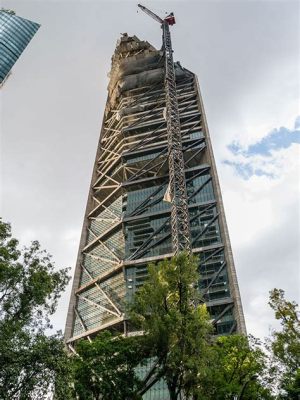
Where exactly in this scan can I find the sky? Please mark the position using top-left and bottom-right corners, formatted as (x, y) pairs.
(0, 0), (299, 340)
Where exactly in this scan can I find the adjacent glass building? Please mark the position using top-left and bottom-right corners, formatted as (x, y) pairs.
(65, 34), (246, 398)
(0, 9), (40, 84)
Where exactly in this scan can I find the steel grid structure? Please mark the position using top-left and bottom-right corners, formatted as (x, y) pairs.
(162, 20), (191, 254)
(65, 33), (246, 398)
(137, 4), (192, 254)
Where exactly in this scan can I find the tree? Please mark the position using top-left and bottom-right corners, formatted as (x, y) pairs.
(71, 331), (148, 400)
(129, 252), (213, 400)
(68, 253), (280, 399)
(197, 334), (274, 400)
(0, 219), (72, 399)
(268, 288), (300, 399)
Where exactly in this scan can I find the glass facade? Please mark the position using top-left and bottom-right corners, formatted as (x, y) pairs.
(0, 10), (40, 83)
(65, 34), (245, 399)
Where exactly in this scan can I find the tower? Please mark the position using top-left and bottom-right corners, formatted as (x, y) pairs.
(0, 9), (40, 86)
(65, 31), (246, 394)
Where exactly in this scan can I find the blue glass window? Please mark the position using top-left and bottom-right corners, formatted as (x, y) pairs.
(0, 10), (40, 83)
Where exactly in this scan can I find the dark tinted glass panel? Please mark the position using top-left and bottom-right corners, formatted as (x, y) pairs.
(0, 11), (40, 82)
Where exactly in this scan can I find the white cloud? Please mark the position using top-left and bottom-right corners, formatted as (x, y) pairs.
(219, 128), (300, 337)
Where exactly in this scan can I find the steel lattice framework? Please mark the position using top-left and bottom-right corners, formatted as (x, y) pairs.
(138, 4), (191, 254)
(162, 21), (191, 253)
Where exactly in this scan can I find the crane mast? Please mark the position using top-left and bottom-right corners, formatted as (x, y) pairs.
(138, 4), (191, 254)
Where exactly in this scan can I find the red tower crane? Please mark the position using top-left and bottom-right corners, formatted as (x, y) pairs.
(138, 4), (191, 254)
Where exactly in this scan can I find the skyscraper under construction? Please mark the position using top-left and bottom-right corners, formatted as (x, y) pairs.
(65, 11), (246, 397)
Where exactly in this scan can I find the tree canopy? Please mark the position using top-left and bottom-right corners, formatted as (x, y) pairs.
(1, 219), (298, 400)
(198, 334), (274, 400)
(0, 220), (71, 399)
(69, 254), (296, 400)
(129, 252), (213, 399)
(71, 331), (147, 400)
(268, 288), (300, 399)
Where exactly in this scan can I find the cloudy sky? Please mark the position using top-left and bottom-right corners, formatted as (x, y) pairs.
(1, 0), (299, 340)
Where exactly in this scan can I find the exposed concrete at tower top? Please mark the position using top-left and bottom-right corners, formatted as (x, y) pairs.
(106, 34), (189, 113)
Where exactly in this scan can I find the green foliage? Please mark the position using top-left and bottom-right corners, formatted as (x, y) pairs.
(66, 253), (300, 400)
(130, 252), (213, 399)
(68, 259), (298, 400)
(72, 331), (147, 400)
(0, 220), (72, 399)
(2, 221), (297, 400)
(0, 331), (73, 400)
(129, 253), (277, 399)
(195, 334), (273, 400)
(268, 288), (300, 399)
(0, 221), (69, 328)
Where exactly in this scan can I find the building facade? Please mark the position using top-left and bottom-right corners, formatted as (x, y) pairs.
(65, 34), (246, 398)
(0, 9), (40, 85)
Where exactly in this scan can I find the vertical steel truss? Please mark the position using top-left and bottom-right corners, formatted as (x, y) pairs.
(162, 22), (191, 254)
